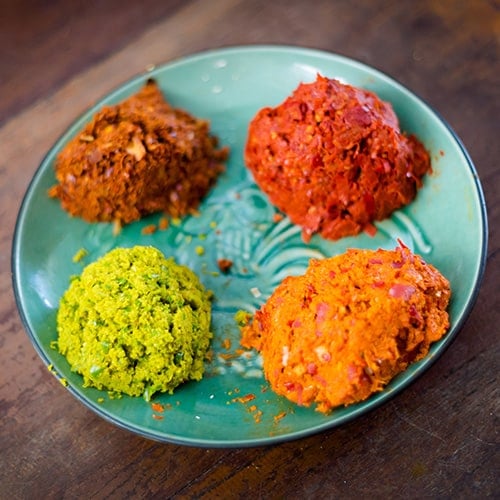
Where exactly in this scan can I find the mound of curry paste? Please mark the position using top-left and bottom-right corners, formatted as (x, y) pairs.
(57, 246), (213, 400)
(245, 75), (431, 241)
(241, 244), (451, 413)
(49, 79), (228, 224)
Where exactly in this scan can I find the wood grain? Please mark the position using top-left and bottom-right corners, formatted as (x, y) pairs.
(1, 0), (498, 497)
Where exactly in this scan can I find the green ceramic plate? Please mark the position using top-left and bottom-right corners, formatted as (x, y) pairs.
(12, 46), (487, 447)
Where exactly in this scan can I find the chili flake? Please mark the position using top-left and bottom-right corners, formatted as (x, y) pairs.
(151, 402), (165, 413)
(217, 258), (233, 274)
(233, 393), (256, 404)
(273, 411), (287, 423)
(141, 224), (157, 235)
(158, 217), (169, 230)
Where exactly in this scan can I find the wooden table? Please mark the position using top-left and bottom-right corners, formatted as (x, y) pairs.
(1, 1), (498, 497)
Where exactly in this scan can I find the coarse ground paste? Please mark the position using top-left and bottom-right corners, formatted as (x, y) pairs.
(245, 75), (431, 241)
(56, 246), (213, 400)
(49, 79), (228, 225)
(241, 245), (451, 413)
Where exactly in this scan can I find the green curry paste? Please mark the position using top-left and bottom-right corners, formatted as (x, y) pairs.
(57, 246), (212, 400)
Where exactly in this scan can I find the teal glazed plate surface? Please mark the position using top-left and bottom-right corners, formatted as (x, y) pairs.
(12, 46), (487, 447)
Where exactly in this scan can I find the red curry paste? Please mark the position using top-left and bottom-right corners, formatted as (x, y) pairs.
(245, 75), (431, 241)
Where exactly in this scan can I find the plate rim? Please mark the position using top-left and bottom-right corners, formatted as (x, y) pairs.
(11, 44), (489, 447)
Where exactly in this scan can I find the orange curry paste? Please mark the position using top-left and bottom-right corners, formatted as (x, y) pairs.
(241, 244), (451, 413)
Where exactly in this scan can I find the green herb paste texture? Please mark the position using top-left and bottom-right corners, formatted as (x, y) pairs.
(57, 246), (212, 400)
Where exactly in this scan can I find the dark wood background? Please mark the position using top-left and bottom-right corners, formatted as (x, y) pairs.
(1, 0), (498, 497)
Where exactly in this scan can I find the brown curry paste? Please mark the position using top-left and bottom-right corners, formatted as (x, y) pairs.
(49, 79), (228, 224)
